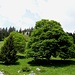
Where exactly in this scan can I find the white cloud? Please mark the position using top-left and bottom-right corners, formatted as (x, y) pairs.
(0, 0), (26, 20)
(17, 17), (35, 29)
(0, 0), (75, 32)
(0, 0), (39, 29)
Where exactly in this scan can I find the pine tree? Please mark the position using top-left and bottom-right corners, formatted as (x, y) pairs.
(0, 28), (2, 41)
(1, 34), (18, 64)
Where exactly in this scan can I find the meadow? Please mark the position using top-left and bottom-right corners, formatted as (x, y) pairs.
(0, 41), (75, 75)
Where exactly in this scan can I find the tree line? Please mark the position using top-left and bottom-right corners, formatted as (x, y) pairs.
(0, 26), (33, 41)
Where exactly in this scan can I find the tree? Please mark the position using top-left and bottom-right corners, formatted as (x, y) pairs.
(27, 19), (75, 60)
(2, 28), (7, 39)
(72, 32), (75, 44)
(19, 28), (22, 33)
(1, 34), (18, 64)
(5, 27), (9, 37)
(0, 28), (2, 41)
(8, 26), (16, 35)
(10, 32), (26, 53)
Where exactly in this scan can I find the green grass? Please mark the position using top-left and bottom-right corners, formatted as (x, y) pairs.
(0, 57), (75, 75)
(0, 41), (75, 75)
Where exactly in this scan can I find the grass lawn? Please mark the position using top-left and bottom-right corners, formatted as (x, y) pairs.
(0, 57), (75, 75)
(0, 41), (75, 75)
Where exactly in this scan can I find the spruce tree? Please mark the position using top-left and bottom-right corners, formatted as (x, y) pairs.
(1, 34), (18, 64)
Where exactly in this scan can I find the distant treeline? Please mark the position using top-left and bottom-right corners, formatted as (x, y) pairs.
(0, 26), (34, 41)
(0, 26), (75, 44)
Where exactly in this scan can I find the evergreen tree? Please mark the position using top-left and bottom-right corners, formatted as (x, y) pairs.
(1, 34), (18, 64)
(0, 28), (2, 41)
(8, 26), (16, 35)
(5, 27), (9, 37)
(19, 28), (22, 33)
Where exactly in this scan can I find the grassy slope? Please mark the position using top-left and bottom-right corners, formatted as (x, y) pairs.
(0, 41), (75, 75)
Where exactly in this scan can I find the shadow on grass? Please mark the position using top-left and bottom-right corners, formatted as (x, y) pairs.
(0, 61), (20, 65)
(17, 55), (25, 59)
(0, 55), (25, 65)
(28, 59), (75, 67)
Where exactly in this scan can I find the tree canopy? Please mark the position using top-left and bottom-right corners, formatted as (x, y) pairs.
(9, 32), (26, 53)
(27, 19), (75, 60)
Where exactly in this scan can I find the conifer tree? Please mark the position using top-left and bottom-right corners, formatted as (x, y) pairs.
(1, 34), (18, 64)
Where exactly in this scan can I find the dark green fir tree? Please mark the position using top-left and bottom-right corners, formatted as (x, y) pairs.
(1, 34), (18, 64)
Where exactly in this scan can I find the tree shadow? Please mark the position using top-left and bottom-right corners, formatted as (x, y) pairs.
(9, 62), (20, 65)
(0, 61), (20, 65)
(0, 54), (25, 65)
(17, 55), (25, 59)
(28, 59), (75, 67)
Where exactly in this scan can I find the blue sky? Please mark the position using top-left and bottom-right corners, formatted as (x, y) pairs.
(0, 0), (75, 33)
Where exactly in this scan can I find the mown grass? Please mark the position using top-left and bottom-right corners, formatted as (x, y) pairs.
(0, 41), (75, 75)
(0, 57), (75, 75)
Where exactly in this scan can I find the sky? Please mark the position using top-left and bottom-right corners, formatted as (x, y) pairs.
(0, 0), (75, 33)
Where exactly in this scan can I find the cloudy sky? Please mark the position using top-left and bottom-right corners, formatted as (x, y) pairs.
(0, 0), (75, 33)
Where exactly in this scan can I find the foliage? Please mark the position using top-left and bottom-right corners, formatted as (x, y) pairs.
(66, 32), (75, 45)
(21, 65), (31, 72)
(0, 41), (4, 50)
(10, 32), (26, 53)
(27, 19), (75, 60)
(0, 29), (3, 41)
(58, 34), (75, 59)
(1, 34), (18, 64)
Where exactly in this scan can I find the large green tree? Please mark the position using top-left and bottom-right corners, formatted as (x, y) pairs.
(27, 19), (75, 60)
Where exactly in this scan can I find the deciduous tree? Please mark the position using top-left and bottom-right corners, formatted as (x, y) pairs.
(27, 19), (75, 60)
